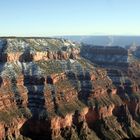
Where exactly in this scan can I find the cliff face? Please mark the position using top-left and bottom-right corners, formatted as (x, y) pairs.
(81, 44), (129, 68)
(0, 38), (140, 140)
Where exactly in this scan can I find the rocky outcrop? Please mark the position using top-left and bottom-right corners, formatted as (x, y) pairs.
(47, 72), (66, 84)
(0, 117), (26, 140)
(0, 38), (80, 62)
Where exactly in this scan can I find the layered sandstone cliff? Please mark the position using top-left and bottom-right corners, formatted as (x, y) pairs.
(0, 38), (140, 140)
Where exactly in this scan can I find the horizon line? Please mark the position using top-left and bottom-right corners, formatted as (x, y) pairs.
(1, 34), (140, 38)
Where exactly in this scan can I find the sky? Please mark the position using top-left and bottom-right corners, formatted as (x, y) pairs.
(0, 0), (140, 36)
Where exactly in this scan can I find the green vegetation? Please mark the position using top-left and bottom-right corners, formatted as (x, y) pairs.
(59, 100), (86, 116)
(19, 107), (32, 119)
(37, 60), (64, 75)
(0, 107), (32, 125)
(55, 79), (74, 90)
(0, 108), (22, 124)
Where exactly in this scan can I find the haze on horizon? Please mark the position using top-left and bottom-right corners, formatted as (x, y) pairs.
(0, 0), (140, 36)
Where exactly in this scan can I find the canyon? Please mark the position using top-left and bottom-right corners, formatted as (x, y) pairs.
(0, 37), (140, 140)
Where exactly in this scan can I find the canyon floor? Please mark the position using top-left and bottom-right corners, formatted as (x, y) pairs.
(0, 37), (140, 140)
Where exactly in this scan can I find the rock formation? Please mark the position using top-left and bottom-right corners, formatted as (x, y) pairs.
(0, 37), (140, 140)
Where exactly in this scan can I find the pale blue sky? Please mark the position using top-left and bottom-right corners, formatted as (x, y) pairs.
(0, 0), (140, 36)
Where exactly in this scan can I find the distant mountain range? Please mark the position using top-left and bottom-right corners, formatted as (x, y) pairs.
(57, 36), (140, 47)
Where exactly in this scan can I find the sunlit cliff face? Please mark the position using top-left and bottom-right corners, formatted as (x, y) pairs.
(60, 113), (73, 128)
(81, 107), (89, 119)
(98, 104), (115, 119)
(51, 117), (61, 130)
